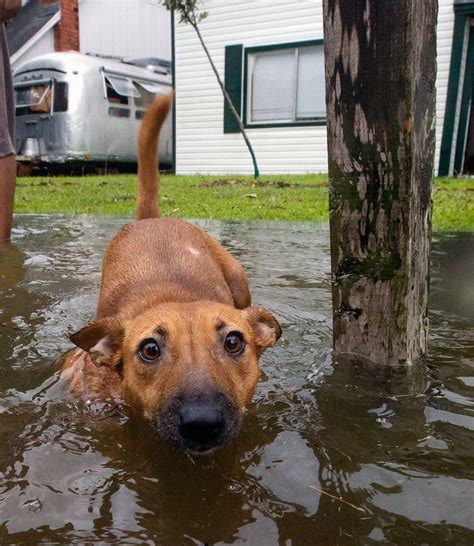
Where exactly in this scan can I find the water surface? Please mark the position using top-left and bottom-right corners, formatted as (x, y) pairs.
(0, 216), (473, 544)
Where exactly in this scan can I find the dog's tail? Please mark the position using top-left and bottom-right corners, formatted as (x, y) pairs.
(136, 92), (174, 220)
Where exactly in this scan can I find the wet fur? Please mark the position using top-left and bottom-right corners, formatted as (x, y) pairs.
(61, 93), (281, 450)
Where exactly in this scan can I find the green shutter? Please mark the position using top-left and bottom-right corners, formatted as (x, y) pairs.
(439, 12), (467, 175)
(454, 26), (474, 173)
(224, 44), (243, 134)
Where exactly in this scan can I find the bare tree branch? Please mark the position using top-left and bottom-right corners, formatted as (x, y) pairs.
(162, 0), (260, 177)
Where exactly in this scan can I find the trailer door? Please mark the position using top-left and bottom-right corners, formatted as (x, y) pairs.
(14, 80), (53, 158)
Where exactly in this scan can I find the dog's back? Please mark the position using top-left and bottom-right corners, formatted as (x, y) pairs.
(95, 94), (251, 319)
(96, 218), (240, 318)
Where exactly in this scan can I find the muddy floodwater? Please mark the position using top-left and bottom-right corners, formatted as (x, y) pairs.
(0, 215), (473, 544)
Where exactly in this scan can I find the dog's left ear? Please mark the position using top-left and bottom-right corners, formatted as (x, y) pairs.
(243, 307), (282, 355)
(70, 316), (123, 368)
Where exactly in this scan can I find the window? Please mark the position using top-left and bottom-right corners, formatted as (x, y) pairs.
(249, 50), (295, 122)
(15, 82), (51, 115)
(53, 82), (68, 113)
(296, 47), (325, 119)
(103, 74), (139, 117)
(106, 79), (128, 105)
(106, 75), (139, 99)
(247, 44), (326, 125)
(108, 106), (131, 118)
(104, 74), (139, 107)
(134, 81), (161, 109)
(134, 82), (168, 119)
(15, 80), (68, 116)
(223, 41), (326, 132)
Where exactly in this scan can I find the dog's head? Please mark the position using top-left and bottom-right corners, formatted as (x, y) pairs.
(70, 301), (281, 453)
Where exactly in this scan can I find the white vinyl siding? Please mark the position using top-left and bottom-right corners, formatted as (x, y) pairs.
(79, 0), (171, 61)
(174, 0), (456, 175)
(174, 0), (325, 175)
(436, 0), (457, 172)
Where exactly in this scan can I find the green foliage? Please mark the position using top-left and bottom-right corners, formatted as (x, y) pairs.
(13, 174), (474, 230)
(160, 0), (208, 25)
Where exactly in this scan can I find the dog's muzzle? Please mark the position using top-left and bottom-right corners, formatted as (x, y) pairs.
(154, 390), (242, 453)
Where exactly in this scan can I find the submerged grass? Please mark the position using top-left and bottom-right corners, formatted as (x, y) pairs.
(14, 173), (474, 230)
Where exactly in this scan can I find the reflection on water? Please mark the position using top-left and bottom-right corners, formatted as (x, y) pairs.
(0, 215), (473, 544)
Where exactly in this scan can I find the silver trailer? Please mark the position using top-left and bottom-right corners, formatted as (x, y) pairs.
(13, 52), (173, 173)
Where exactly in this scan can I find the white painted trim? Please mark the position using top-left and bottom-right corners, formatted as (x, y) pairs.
(10, 11), (61, 65)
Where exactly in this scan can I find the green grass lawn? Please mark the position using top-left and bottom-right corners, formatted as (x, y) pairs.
(14, 173), (474, 230)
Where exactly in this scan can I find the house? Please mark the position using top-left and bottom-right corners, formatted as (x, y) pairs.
(7, 0), (171, 70)
(7, 0), (62, 70)
(172, 0), (473, 177)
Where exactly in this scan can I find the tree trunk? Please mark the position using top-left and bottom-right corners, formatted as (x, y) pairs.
(323, 0), (437, 365)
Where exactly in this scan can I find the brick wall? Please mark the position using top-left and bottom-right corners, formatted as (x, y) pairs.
(43, 0), (80, 51)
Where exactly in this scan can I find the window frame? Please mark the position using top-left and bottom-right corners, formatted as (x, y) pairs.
(14, 78), (54, 115)
(243, 39), (326, 129)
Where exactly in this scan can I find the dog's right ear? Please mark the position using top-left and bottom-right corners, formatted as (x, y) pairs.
(243, 306), (282, 356)
(70, 317), (123, 368)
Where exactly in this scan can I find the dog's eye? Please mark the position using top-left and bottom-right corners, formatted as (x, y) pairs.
(224, 331), (245, 355)
(139, 338), (161, 362)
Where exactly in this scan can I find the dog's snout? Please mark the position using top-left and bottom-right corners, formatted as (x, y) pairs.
(156, 390), (242, 453)
(179, 402), (225, 448)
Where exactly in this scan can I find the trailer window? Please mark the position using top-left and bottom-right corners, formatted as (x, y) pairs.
(108, 106), (131, 118)
(54, 82), (68, 113)
(105, 76), (139, 106)
(15, 83), (52, 116)
(105, 79), (128, 105)
(134, 82), (158, 109)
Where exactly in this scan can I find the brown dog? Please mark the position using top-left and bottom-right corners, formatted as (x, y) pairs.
(61, 93), (281, 453)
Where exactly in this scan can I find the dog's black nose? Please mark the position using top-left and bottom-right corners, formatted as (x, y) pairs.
(178, 402), (225, 449)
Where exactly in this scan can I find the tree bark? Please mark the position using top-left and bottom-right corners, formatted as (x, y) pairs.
(323, 0), (437, 365)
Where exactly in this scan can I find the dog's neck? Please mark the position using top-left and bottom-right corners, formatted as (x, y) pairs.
(96, 281), (234, 320)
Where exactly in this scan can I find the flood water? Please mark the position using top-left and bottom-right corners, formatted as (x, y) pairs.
(0, 215), (473, 544)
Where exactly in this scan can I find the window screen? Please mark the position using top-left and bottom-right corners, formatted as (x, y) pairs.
(248, 44), (326, 124)
(251, 50), (295, 122)
(296, 47), (326, 119)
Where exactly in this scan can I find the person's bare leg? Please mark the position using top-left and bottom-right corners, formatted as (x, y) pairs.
(0, 154), (16, 240)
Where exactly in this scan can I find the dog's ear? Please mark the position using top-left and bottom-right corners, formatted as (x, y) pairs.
(70, 316), (123, 368)
(243, 307), (282, 355)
